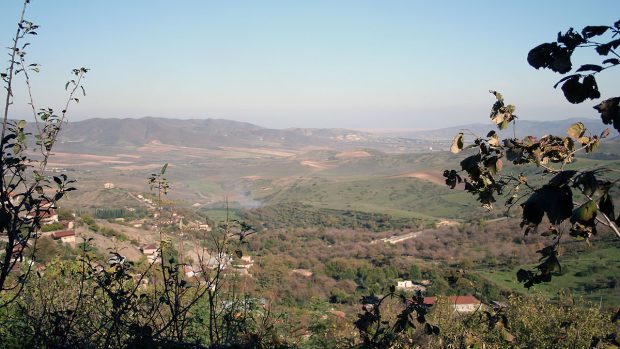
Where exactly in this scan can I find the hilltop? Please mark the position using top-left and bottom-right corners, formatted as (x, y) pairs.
(53, 117), (425, 154)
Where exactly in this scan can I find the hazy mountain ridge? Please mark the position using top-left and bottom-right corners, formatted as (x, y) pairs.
(48, 116), (618, 154)
(394, 118), (612, 140)
(53, 117), (425, 153)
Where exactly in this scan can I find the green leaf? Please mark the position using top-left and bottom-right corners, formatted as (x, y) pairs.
(460, 154), (481, 174)
(521, 185), (573, 227)
(571, 200), (597, 224)
(574, 171), (598, 196)
(484, 156), (503, 175)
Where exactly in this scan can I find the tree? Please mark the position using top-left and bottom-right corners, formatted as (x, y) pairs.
(0, 0), (87, 307)
(445, 20), (620, 289)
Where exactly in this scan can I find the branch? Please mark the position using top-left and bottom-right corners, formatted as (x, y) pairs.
(597, 212), (620, 239)
(1, 0), (28, 141)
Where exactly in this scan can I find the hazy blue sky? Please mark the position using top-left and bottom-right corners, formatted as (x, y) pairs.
(1, 1), (618, 129)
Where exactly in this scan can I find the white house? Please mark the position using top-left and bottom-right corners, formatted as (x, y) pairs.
(141, 244), (159, 263)
(396, 280), (427, 292)
(51, 230), (76, 245)
(423, 295), (481, 313)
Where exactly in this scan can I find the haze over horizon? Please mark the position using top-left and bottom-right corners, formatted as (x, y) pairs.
(1, 0), (618, 130)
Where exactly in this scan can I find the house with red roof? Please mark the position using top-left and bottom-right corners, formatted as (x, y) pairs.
(141, 244), (159, 263)
(422, 295), (481, 313)
(51, 230), (76, 245)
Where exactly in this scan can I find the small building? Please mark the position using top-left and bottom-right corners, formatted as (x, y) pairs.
(131, 219), (146, 228)
(41, 210), (59, 225)
(27, 208), (59, 226)
(201, 253), (231, 271)
(141, 244), (159, 263)
(396, 280), (427, 292)
(233, 256), (254, 269)
(291, 269), (313, 278)
(59, 220), (75, 230)
(51, 230), (76, 245)
(184, 265), (199, 278)
(104, 182), (115, 189)
(423, 295), (481, 313)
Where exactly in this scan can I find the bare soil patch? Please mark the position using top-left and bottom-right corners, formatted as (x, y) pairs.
(335, 150), (371, 158)
(393, 171), (445, 185)
(300, 160), (334, 170)
(111, 164), (166, 171)
(220, 146), (296, 157)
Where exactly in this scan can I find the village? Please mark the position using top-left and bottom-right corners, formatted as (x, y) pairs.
(3, 184), (257, 285)
(3, 182), (486, 316)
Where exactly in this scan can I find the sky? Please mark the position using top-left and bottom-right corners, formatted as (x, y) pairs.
(0, 0), (619, 130)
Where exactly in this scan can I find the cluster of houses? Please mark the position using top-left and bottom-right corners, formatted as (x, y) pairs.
(21, 200), (77, 246)
(394, 279), (481, 313)
(2, 196), (77, 275)
(129, 193), (215, 233)
(140, 243), (255, 279)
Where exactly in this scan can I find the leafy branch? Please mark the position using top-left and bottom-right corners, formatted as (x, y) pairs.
(528, 20), (620, 131)
(445, 90), (619, 289)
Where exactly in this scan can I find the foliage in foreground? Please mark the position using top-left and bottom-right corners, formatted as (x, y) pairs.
(424, 294), (618, 349)
(445, 19), (620, 290)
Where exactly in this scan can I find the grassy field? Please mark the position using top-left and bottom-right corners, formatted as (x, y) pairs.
(252, 175), (482, 220)
(478, 241), (620, 307)
(202, 208), (243, 222)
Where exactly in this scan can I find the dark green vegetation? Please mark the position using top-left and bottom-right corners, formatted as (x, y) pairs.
(480, 242), (620, 305)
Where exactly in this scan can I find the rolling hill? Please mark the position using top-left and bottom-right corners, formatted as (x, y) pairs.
(392, 117), (613, 140)
(53, 117), (425, 153)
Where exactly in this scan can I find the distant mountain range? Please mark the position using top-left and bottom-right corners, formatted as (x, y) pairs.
(49, 116), (616, 154)
(53, 117), (425, 153)
(392, 118), (613, 140)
